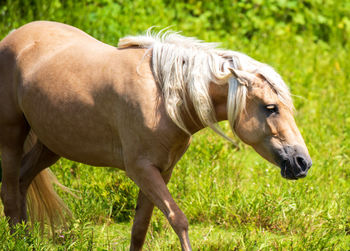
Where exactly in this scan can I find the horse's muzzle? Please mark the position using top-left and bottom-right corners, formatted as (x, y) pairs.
(278, 146), (312, 180)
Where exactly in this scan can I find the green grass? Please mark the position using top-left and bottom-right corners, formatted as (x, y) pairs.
(1, 0), (350, 250)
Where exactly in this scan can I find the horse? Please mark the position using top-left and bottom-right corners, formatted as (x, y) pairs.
(0, 21), (312, 250)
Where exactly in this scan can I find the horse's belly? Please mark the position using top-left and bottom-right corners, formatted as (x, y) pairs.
(28, 110), (124, 168)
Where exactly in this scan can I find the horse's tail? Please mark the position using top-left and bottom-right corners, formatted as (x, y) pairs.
(24, 131), (72, 234)
(27, 169), (72, 234)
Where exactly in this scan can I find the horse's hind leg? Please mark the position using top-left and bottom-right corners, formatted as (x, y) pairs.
(0, 120), (29, 226)
(19, 140), (60, 221)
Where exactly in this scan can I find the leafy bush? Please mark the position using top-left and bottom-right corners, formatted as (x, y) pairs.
(1, 0), (349, 44)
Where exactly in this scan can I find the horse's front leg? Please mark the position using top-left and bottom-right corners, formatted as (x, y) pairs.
(130, 171), (173, 251)
(126, 159), (191, 251)
(130, 191), (154, 251)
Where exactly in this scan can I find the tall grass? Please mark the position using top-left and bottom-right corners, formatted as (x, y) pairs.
(0, 0), (350, 250)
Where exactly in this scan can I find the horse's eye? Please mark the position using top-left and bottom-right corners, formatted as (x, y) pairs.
(265, 104), (278, 114)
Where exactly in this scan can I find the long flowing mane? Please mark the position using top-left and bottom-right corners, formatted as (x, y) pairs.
(118, 30), (292, 140)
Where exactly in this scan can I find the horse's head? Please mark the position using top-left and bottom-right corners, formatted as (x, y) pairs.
(229, 68), (312, 180)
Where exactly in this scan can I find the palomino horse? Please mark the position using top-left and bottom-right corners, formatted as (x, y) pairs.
(0, 21), (312, 250)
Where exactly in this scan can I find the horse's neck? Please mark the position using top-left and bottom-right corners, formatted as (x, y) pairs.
(209, 82), (229, 122)
(180, 82), (229, 134)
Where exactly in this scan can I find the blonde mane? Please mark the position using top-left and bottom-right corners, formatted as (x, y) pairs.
(118, 30), (292, 140)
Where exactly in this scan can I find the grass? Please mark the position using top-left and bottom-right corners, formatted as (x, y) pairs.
(1, 0), (350, 250)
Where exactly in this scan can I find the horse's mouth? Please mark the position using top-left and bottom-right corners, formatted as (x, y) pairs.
(280, 160), (300, 180)
(277, 145), (311, 180)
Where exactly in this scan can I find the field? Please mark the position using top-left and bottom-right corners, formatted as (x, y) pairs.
(0, 0), (350, 250)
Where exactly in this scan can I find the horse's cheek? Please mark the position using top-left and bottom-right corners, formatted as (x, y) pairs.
(235, 117), (262, 145)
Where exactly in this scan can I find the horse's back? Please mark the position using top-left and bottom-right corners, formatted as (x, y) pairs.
(1, 21), (103, 54)
(0, 21), (107, 108)
(1, 21), (113, 75)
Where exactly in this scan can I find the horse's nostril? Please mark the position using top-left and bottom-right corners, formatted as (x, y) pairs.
(295, 156), (308, 171)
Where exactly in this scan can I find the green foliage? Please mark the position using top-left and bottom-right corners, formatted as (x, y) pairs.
(51, 159), (137, 224)
(1, 0), (350, 250)
(0, 220), (48, 250)
(1, 0), (350, 44)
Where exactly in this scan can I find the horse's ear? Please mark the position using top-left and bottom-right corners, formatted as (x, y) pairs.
(228, 67), (251, 86)
(228, 67), (240, 79)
